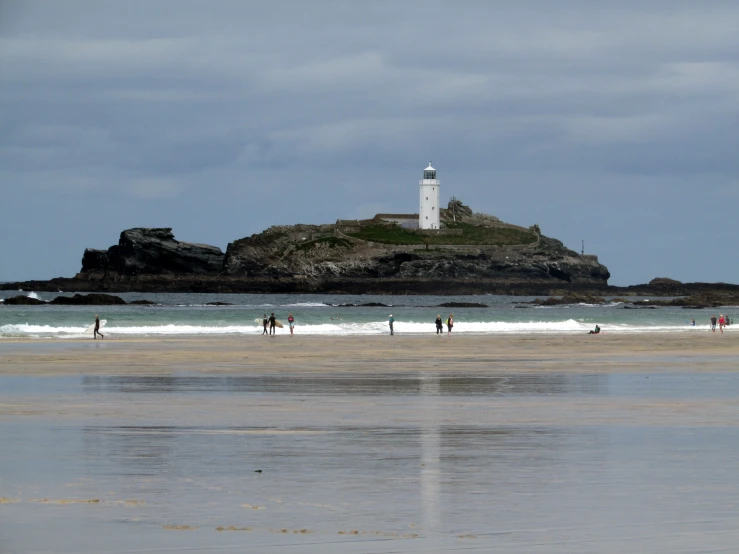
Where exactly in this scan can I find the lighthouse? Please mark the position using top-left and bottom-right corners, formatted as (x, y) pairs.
(419, 162), (440, 229)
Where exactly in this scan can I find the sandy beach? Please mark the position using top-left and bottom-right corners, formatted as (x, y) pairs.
(2, 333), (739, 553)
(1, 332), (738, 376)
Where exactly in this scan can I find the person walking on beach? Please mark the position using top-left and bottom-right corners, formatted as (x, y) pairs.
(388, 314), (394, 336)
(446, 314), (454, 335)
(719, 314), (725, 334)
(435, 314), (443, 335)
(710, 315), (717, 333)
(269, 313), (277, 336)
(288, 313), (295, 336)
(93, 314), (104, 340)
(262, 314), (269, 335)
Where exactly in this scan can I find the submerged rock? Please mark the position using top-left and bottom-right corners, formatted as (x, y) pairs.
(527, 294), (606, 306)
(437, 302), (489, 308)
(2, 295), (47, 305)
(50, 294), (127, 305)
(335, 302), (393, 307)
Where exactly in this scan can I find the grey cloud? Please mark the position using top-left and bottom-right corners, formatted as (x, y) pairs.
(0, 0), (738, 283)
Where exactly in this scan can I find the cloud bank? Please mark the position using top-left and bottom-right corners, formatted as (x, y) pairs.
(1, 1), (738, 284)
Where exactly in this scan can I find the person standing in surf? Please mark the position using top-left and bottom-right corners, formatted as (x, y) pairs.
(288, 313), (295, 336)
(262, 314), (269, 335)
(719, 314), (725, 334)
(388, 314), (394, 336)
(435, 314), (443, 335)
(446, 314), (454, 335)
(94, 314), (104, 340)
(269, 313), (277, 336)
(710, 315), (717, 333)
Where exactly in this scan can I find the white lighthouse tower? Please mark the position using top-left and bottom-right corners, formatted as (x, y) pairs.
(419, 162), (440, 229)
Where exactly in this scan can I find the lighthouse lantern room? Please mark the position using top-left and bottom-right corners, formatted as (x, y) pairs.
(419, 162), (440, 229)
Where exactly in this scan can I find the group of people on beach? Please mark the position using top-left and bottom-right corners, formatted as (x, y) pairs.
(261, 313), (296, 336)
(89, 310), (734, 339)
(388, 313), (454, 336)
(710, 314), (731, 334)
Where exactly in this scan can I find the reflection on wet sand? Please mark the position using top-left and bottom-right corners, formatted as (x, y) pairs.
(420, 374), (440, 531)
(2, 365), (739, 553)
(81, 373), (609, 396)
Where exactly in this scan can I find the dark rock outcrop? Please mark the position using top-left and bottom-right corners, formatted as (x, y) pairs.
(528, 294), (607, 306)
(3, 295), (47, 305)
(221, 226), (610, 289)
(81, 228), (224, 276)
(437, 302), (489, 308)
(49, 293), (127, 305)
(2, 293), (127, 305)
(649, 277), (682, 287)
(335, 302), (393, 307)
(630, 292), (739, 309)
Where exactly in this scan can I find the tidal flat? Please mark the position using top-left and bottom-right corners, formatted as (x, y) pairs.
(1, 335), (738, 553)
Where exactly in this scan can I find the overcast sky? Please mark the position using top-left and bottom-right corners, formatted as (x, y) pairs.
(1, 1), (737, 285)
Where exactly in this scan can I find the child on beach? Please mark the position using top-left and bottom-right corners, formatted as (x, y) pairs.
(719, 315), (725, 334)
(288, 313), (295, 336)
(435, 315), (443, 335)
(446, 314), (454, 335)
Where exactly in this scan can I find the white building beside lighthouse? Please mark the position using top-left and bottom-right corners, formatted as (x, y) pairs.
(419, 162), (440, 229)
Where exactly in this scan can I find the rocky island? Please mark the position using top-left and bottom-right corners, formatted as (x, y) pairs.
(3, 200), (737, 297)
(3, 200), (617, 295)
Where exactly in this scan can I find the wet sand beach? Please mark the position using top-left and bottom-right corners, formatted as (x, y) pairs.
(1, 333), (738, 376)
(1, 334), (739, 553)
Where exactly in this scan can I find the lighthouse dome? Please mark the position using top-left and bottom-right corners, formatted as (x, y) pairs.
(423, 162), (436, 180)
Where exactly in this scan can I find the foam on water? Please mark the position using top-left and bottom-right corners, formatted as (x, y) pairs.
(0, 319), (711, 338)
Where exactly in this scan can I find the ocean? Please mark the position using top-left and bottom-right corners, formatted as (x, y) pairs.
(0, 291), (730, 339)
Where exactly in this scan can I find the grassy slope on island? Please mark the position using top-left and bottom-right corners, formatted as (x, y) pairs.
(346, 222), (537, 246)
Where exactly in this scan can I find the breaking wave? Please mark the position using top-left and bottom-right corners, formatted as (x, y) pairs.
(0, 319), (709, 339)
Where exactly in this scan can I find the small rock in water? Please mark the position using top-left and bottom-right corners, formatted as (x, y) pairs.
(254, 469), (262, 473)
